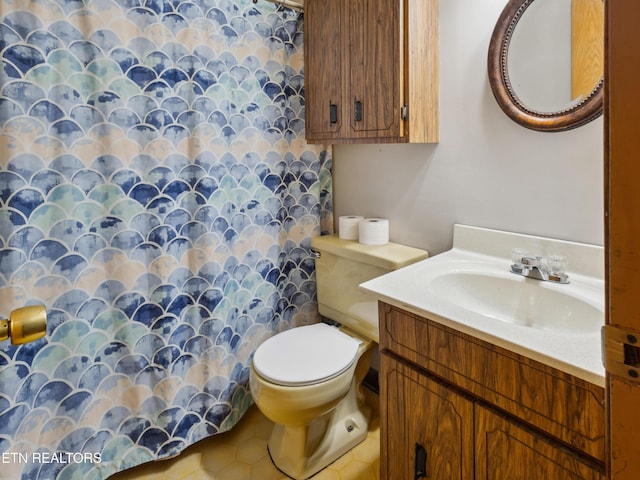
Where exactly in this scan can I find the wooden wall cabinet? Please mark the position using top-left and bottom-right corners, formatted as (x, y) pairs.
(303, 0), (439, 144)
(379, 302), (606, 480)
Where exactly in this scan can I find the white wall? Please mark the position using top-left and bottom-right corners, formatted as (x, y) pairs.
(332, 0), (603, 256)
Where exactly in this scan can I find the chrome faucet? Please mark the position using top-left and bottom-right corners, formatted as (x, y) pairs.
(510, 250), (569, 284)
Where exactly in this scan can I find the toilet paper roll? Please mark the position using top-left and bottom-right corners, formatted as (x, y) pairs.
(358, 218), (390, 245)
(338, 215), (364, 240)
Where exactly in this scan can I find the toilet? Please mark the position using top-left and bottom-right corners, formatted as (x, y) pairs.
(249, 234), (428, 479)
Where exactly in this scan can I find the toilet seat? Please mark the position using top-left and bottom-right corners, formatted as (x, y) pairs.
(252, 323), (362, 387)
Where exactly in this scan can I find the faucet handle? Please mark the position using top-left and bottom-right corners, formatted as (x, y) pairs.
(547, 254), (567, 275)
(546, 255), (569, 283)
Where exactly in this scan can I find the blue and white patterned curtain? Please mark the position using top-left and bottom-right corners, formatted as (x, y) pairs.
(0, 0), (332, 479)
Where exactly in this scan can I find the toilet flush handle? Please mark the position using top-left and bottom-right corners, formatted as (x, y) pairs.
(310, 248), (321, 258)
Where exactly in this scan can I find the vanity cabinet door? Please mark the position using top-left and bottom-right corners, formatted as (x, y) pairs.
(381, 353), (474, 480)
(475, 405), (605, 480)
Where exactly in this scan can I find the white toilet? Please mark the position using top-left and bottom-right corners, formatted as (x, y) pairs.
(249, 234), (428, 479)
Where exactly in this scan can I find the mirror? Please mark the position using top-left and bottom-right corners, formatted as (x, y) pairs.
(488, 0), (604, 132)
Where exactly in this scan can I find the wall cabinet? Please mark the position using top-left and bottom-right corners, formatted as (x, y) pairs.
(380, 302), (606, 480)
(304, 0), (439, 144)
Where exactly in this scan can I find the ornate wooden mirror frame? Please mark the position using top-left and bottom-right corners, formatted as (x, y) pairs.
(487, 0), (604, 132)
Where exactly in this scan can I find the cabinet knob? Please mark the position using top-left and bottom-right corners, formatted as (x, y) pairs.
(329, 102), (338, 124)
(414, 442), (427, 479)
(354, 99), (363, 122)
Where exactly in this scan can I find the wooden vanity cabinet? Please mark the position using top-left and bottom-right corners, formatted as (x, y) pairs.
(475, 407), (604, 480)
(382, 356), (475, 479)
(379, 302), (606, 480)
(303, 0), (438, 144)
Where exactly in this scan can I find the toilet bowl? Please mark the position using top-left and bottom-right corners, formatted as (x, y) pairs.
(249, 235), (428, 479)
(250, 323), (373, 479)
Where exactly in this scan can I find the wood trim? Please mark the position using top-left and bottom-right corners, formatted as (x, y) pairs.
(572, 0), (604, 101)
(406, 0), (439, 143)
(605, 1), (640, 478)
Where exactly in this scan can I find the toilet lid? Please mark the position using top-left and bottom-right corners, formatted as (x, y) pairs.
(253, 323), (362, 387)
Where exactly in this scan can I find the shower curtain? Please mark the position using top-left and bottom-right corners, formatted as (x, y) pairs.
(0, 0), (332, 479)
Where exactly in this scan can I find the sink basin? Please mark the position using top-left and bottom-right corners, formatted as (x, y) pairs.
(358, 224), (606, 385)
(428, 270), (603, 333)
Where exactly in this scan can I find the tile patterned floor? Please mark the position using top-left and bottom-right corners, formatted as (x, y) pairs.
(108, 400), (380, 480)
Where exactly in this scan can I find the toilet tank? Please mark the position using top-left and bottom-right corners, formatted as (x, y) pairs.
(310, 235), (428, 343)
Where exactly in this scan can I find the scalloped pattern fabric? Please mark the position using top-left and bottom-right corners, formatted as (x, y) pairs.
(0, 1), (332, 479)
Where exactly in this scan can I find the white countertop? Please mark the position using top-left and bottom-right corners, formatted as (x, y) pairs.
(360, 225), (605, 386)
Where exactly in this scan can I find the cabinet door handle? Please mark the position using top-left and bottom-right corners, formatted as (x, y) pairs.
(414, 443), (427, 479)
(354, 99), (363, 122)
(329, 102), (338, 124)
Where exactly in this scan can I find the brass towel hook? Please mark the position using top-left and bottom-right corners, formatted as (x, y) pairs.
(0, 305), (47, 345)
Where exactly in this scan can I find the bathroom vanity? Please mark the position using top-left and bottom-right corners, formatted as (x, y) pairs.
(359, 225), (606, 479)
(379, 303), (604, 479)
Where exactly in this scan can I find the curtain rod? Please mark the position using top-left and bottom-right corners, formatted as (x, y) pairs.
(253, 0), (304, 12)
